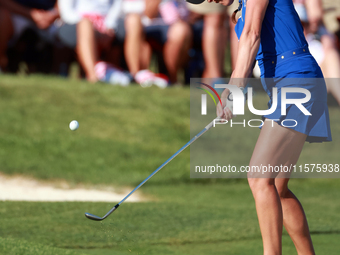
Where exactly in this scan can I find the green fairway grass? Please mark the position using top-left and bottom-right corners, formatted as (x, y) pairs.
(0, 237), (84, 255)
(0, 75), (339, 254)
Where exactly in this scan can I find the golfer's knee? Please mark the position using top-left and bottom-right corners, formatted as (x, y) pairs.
(276, 185), (289, 198)
(248, 177), (275, 195)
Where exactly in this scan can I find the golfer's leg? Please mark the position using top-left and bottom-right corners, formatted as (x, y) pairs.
(248, 177), (282, 255)
(275, 178), (315, 255)
(248, 120), (307, 255)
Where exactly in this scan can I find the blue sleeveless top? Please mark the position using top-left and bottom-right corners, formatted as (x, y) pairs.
(235, 0), (307, 61)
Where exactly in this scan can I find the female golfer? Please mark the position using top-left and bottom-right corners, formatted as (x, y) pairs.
(208, 0), (332, 254)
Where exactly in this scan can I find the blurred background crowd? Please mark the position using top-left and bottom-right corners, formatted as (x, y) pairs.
(0, 0), (340, 98)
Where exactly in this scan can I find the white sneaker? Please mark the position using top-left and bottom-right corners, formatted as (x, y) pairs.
(134, 70), (168, 89)
(95, 61), (131, 87)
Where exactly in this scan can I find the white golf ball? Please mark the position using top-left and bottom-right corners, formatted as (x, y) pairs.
(69, 120), (79, 131)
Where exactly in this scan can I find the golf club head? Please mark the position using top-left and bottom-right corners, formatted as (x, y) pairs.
(85, 213), (103, 221)
(186, 0), (205, 4)
(85, 204), (120, 221)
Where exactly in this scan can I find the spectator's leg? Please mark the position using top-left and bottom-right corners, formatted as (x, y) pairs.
(140, 41), (152, 71)
(202, 12), (226, 78)
(76, 18), (98, 83)
(229, 20), (239, 70)
(164, 20), (192, 83)
(104, 46), (124, 68)
(219, 14), (228, 76)
(97, 33), (114, 54)
(125, 14), (144, 76)
(320, 34), (340, 105)
(0, 8), (14, 69)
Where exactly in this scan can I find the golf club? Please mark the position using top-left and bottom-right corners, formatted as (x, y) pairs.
(85, 118), (220, 221)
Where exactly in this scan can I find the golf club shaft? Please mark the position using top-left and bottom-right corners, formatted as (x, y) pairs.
(118, 119), (216, 205)
(85, 118), (220, 220)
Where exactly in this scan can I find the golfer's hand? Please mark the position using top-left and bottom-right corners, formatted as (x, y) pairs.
(207, 0), (234, 6)
(216, 88), (233, 120)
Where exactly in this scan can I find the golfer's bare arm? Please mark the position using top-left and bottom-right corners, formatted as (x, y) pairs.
(216, 0), (268, 119)
(230, 0), (269, 86)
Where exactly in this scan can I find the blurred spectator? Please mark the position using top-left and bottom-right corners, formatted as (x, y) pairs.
(123, 0), (192, 86)
(123, 0), (158, 87)
(321, 0), (340, 34)
(0, 0), (58, 70)
(187, 1), (227, 78)
(58, 0), (131, 86)
(227, 0), (241, 70)
(295, 0), (340, 105)
(303, 0), (323, 34)
(337, 17), (340, 51)
(144, 0), (192, 84)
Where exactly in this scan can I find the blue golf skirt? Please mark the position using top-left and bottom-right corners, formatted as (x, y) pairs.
(258, 46), (332, 143)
